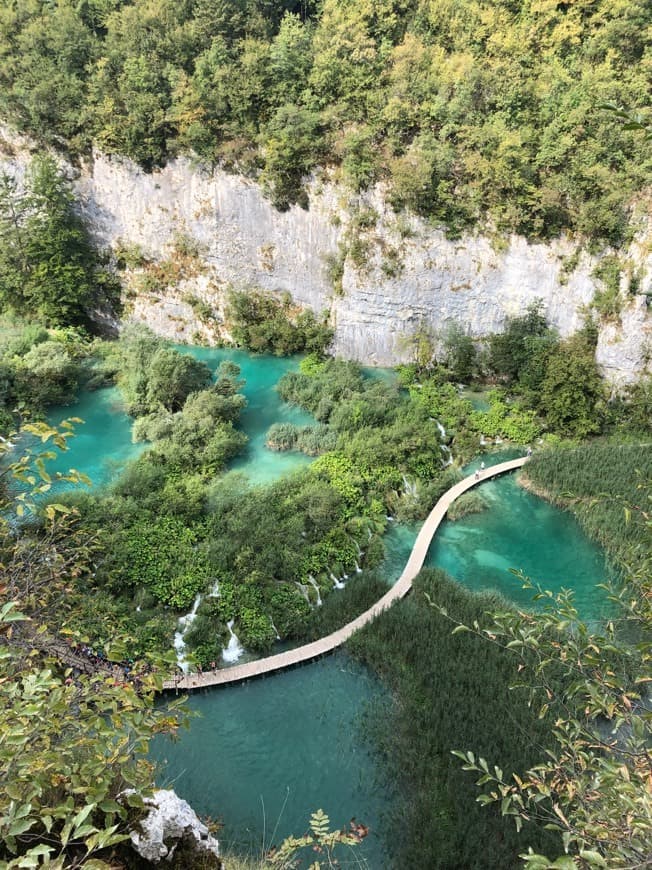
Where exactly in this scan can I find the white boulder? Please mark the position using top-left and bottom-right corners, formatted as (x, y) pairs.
(129, 789), (220, 865)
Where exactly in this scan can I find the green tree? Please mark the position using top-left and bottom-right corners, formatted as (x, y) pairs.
(0, 423), (185, 869)
(537, 335), (604, 438)
(0, 157), (117, 327)
(488, 301), (551, 383)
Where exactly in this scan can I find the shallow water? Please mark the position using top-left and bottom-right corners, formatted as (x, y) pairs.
(427, 471), (611, 618)
(35, 385), (144, 490)
(152, 655), (388, 867)
(40, 348), (313, 489)
(40, 351), (611, 866)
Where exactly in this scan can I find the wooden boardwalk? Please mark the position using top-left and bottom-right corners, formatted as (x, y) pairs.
(162, 457), (527, 691)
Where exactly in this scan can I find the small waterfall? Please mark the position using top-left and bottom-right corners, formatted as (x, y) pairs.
(208, 580), (220, 597)
(330, 572), (345, 590)
(307, 575), (322, 606)
(385, 515), (395, 522)
(355, 561), (362, 574)
(269, 616), (281, 640)
(436, 420), (447, 440)
(174, 594), (202, 673)
(479, 435), (487, 446)
(402, 474), (418, 498)
(222, 619), (244, 663)
(294, 581), (311, 604)
(441, 444), (453, 467)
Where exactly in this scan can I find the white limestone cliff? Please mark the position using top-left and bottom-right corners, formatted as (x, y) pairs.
(1, 130), (649, 385)
(77, 152), (650, 385)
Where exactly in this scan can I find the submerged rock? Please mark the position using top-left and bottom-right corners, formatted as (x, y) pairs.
(129, 789), (221, 866)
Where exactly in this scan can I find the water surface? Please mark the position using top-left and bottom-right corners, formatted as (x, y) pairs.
(38, 352), (611, 867)
(152, 655), (387, 867)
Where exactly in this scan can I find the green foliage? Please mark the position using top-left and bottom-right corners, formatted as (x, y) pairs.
(114, 325), (212, 415)
(227, 289), (333, 355)
(259, 104), (325, 210)
(608, 377), (652, 435)
(470, 391), (541, 444)
(100, 514), (211, 609)
(488, 301), (552, 384)
(441, 323), (479, 383)
(408, 380), (473, 434)
(266, 421), (300, 450)
(523, 440), (652, 565)
(537, 335), (604, 438)
(2, 0), (649, 243)
(446, 490), (486, 521)
(348, 569), (557, 868)
(0, 157), (120, 327)
(447, 560), (651, 868)
(591, 255), (623, 320)
(266, 808), (360, 869)
(0, 423), (184, 870)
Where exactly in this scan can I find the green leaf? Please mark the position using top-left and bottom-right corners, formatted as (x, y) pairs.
(8, 818), (35, 837)
(579, 851), (608, 867)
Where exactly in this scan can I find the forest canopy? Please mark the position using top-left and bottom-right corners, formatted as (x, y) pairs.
(0, 0), (650, 244)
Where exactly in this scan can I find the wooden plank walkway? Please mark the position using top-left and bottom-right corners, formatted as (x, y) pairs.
(162, 457), (527, 691)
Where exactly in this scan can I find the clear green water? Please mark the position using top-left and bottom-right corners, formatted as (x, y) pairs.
(427, 472), (611, 618)
(36, 386), (145, 490)
(39, 348), (312, 489)
(152, 655), (388, 866)
(37, 351), (610, 867)
(174, 346), (314, 485)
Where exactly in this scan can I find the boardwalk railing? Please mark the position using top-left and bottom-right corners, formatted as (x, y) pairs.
(163, 457), (527, 691)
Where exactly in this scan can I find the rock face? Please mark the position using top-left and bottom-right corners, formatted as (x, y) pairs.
(129, 789), (221, 866)
(76, 153), (651, 386)
(2, 131), (650, 384)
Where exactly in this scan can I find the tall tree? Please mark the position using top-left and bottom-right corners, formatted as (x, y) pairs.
(0, 157), (117, 327)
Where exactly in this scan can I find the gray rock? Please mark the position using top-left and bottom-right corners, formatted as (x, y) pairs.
(1, 128), (649, 386)
(129, 789), (220, 866)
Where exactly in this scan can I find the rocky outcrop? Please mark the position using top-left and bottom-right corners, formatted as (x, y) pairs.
(129, 789), (221, 867)
(1, 129), (650, 384)
(76, 152), (650, 385)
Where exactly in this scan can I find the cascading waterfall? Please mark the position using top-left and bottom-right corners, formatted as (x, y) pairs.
(402, 474), (418, 498)
(269, 616), (281, 640)
(222, 619), (244, 663)
(307, 575), (323, 606)
(354, 561), (362, 573)
(330, 572), (345, 590)
(173, 594), (202, 673)
(294, 581), (311, 604)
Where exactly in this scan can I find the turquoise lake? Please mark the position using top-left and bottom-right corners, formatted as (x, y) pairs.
(40, 345), (611, 868)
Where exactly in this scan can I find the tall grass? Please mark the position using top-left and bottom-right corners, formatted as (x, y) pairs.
(347, 569), (557, 869)
(523, 440), (651, 565)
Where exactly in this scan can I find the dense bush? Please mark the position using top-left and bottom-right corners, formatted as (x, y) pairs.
(113, 325), (213, 415)
(1, 0), (649, 245)
(227, 289), (333, 355)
